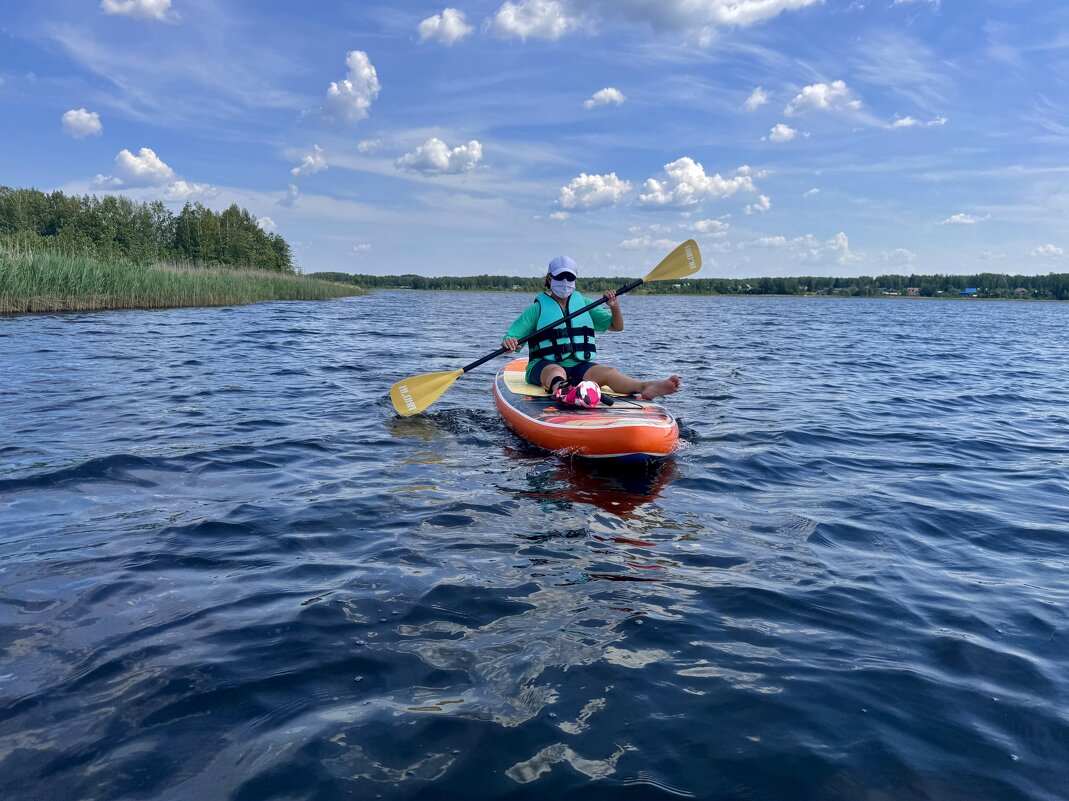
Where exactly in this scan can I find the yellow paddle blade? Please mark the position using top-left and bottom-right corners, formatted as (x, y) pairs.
(642, 239), (702, 283)
(390, 369), (464, 417)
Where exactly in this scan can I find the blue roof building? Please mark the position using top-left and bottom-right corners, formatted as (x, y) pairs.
(960, 287), (978, 296)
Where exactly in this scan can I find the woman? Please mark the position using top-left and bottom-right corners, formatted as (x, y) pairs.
(502, 255), (680, 406)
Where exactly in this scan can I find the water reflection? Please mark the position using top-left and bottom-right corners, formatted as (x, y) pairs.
(374, 456), (691, 735)
(506, 742), (631, 784)
(382, 407), (500, 444)
(504, 447), (679, 518)
(382, 413), (443, 442)
(388, 581), (634, 728)
(386, 403), (681, 521)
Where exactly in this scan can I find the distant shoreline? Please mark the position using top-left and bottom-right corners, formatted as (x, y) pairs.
(310, 271), (1069, 301)
(336, 286), (1065, 303)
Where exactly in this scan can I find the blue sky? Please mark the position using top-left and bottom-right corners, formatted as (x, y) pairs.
(2, 0), (1068, 277)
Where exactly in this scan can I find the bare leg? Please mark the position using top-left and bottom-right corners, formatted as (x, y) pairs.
(539, 363), (567, 391)
(583, 365), (681, 399)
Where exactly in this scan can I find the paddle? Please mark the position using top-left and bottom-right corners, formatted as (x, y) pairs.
(390, 239), (702, 417)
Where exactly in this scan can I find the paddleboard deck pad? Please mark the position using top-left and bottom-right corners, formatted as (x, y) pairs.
(494, 358), (679, 460)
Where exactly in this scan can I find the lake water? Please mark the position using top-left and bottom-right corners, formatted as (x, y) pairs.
(1, 291), (1067, 801)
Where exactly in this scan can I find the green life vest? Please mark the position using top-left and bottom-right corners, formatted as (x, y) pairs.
(528, 292), (597, 363)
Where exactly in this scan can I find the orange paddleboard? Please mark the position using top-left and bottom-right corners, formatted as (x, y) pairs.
(493, 358), (679, 460)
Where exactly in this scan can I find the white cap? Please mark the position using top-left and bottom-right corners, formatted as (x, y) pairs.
(548, 255), (578, 276)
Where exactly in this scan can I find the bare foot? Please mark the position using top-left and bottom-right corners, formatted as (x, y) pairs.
(641, 375), (681, 400)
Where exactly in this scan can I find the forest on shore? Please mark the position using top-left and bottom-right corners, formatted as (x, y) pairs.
(311, 271), (1069, 300)
(1, 186), (293, 272)
(0, 186), (365, 314)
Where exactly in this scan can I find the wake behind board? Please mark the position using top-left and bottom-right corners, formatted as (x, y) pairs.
(493, 358), (679, 461)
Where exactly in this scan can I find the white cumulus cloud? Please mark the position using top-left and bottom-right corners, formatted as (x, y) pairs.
(637, 157), (754, 208)
(291, 145), (328, 177)
(256, 216), (277, 233)
(488, 1), (821, 44)
(396, 138), (483, 174)
(62, 108), (102, 139)
(558, 172), (632, 210)
(692, 219), (730, 235)
(419, 8), (474, 45)
(324, 51), (381, 124)
(768, 123), (798, 142)
(744, 194), (771, 214)
(91, 175), (124, 189)
(804, 187), (820, 197)
(744, 87), (769, 110)
(164, 180), (217, 201)
(91, 148), (217, 200)
(108, 147), (175, 186)
(752, 232), (858, 264)
(1031, 244), (1064, 257)
(785, 80), (861, 115)
(99, 0), (174, 22)
(578, 0), (821, 40)
(821, 232), (858, 264)
(352, 243), (373, 254)
(735, 164), (769, 178)
(754, 235), (790, 248)
(939, 213), (980, 225)
(584, 87), (626, 109)
(549, 211), (570, 221)
(491, 0), (580, 40)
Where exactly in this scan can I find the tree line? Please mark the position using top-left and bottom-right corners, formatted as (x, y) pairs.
(0, 186), (293, 272)
(309, 271), (1069, 300)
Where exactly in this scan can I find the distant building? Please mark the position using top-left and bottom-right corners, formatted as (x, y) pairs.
(907, 287), (920, 296)
(1014, 288), (1030, 297)
(960, 287), (978, 297)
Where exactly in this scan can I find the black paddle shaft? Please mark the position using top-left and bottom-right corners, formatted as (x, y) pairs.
(461, 278), (645, 374)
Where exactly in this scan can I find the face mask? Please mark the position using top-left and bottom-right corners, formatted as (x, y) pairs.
(550, 278), (575, 298)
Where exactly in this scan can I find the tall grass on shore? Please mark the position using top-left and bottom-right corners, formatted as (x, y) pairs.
(0, 247), (363, 314)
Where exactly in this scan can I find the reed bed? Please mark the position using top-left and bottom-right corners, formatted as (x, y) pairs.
(0, 248), (363, 314)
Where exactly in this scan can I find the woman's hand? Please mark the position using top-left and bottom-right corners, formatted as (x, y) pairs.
(603, 289), (619, 309)
(502, 337), (520, 351)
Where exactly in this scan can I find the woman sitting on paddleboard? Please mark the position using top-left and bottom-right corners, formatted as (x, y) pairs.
(502, 255), (681, 407)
